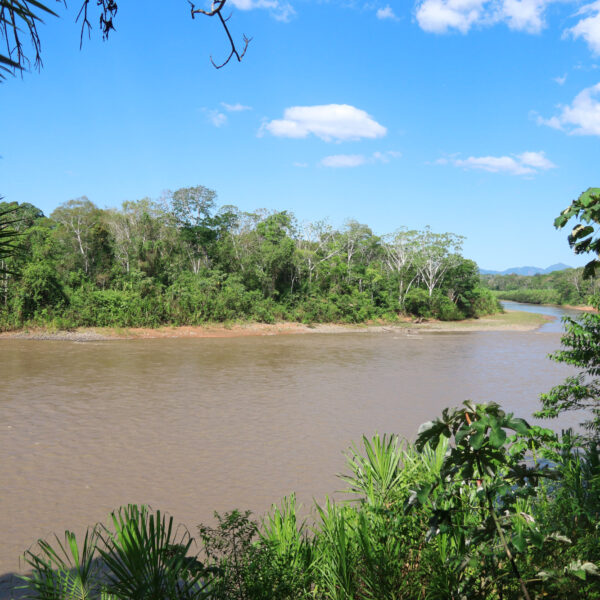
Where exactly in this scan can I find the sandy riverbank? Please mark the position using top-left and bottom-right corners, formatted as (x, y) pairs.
(0, 310), (552, 341)
(561, 304), (598, 312)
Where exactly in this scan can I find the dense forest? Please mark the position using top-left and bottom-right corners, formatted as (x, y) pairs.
(481, 267), (600, 306)
(0, 186), (498, 330)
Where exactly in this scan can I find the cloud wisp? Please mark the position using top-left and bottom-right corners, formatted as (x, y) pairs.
(206, 109), (228, 127)
(376, 5), (399, 20)
(260, 104), (387, 142)
(537, 83), (600, 135)
(319, 150), (401, 168)
(437, 151), (556, 175)
(221, 102), (252, 112)
(229, 0), (295, 21)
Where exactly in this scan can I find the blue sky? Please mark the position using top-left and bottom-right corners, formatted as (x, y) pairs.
(2, 0), (600, 270)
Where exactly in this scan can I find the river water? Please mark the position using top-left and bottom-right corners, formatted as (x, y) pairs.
(0, 304), (585, 583)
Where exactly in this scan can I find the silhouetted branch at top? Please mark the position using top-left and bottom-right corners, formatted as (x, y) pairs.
(0, 0), (60, 79)
(76, 0), (118, 49)
(0, 0), (249, 80)
(189, 0), (251, 68)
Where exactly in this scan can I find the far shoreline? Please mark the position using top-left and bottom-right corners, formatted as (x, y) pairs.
(0, 310), (553, 341)
(498, 299), (598, 313)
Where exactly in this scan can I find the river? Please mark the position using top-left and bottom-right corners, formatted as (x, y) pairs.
(0, 304), (586, 586)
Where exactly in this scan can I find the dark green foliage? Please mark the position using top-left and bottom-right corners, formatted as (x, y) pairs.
(0, 191), (496, 330)
(197, 509), (310, 600)
(99, 505), (206, 600)
(555, 188), (600, 279)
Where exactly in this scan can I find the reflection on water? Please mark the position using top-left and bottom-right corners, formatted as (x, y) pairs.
(0, 325), (580, 576)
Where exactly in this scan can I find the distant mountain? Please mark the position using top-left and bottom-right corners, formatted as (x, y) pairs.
(480, 263), (572, 276)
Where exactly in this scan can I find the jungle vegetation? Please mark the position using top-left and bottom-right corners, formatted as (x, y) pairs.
(0, 186), (498, 330)
(480, 267), (600, 306)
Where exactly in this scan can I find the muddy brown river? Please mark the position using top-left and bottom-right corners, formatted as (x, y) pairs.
(0, 311), (583, 586)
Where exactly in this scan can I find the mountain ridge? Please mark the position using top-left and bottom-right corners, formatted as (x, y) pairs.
(480, 263), (572, 276)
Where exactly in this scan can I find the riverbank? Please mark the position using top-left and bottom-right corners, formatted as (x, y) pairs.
(561, 304), (597, 312)
(0, 310), (551, 341)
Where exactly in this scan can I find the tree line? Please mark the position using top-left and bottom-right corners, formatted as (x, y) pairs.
(481, 268), (600, 306)
(0, 185), (498, 329)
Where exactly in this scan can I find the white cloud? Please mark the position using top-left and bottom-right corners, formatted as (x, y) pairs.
(517, 150), (556, 169)
(502, 0), (546, 33)
(566, 1), (600, 55)
(438, 151), (556, 175)
(554, 74), (567, 85)
(229, 0), (295, 21)
(207, 110), (227, 127)
(293, 162), (309, 167)
(415, 0), (550, 34)
(376, 5), (399, 19)
(538, 83), (600, 135)
(320, 150), (401, 168)
(260, 104), (387, 142)
(415, 0), (490, 34)
(221, 102), (252, 112)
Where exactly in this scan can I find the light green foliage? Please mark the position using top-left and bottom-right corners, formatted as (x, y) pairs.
(0, 189), (496, 330)
(19, 505), (207, 600)
(482, 272), (595, 306)
(20, 528), (102, 600)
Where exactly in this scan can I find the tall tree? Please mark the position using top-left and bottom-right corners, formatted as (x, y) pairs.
(414, 228), (464, 298)
(51, 197), (100, 275)
(382, 228), (420, 308)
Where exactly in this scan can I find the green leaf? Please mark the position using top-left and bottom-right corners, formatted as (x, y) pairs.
(489, 426), (507, 449)
(512, 533), (526, 553)
(470, 430), (485, 450)
(417, 483), (433, 505)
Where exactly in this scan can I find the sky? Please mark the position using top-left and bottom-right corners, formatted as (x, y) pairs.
(1, 0), (600, 271)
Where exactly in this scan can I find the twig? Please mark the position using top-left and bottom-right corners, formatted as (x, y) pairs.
(189, 0), (251, 68)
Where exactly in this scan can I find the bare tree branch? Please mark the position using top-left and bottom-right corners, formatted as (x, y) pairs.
(1, 0), (249, 80)
(189, 0), (251, 69)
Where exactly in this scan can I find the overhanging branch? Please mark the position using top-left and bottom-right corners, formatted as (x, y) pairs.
(189, 0), (251, 69)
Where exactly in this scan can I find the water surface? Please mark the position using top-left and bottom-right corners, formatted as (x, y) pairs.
(0, 309), (583, 581)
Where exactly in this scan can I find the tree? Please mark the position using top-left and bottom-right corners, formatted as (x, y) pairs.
(414, 227), (464, 298)
(165, 186), (229, 274)
(382, 228), (420, 308)
(0, 0), (248, 79)
(106, 198), (169, 277)
(536, 188), (600, 437)
(51, 197), (100, 275)
(0, 201), (23, 272)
